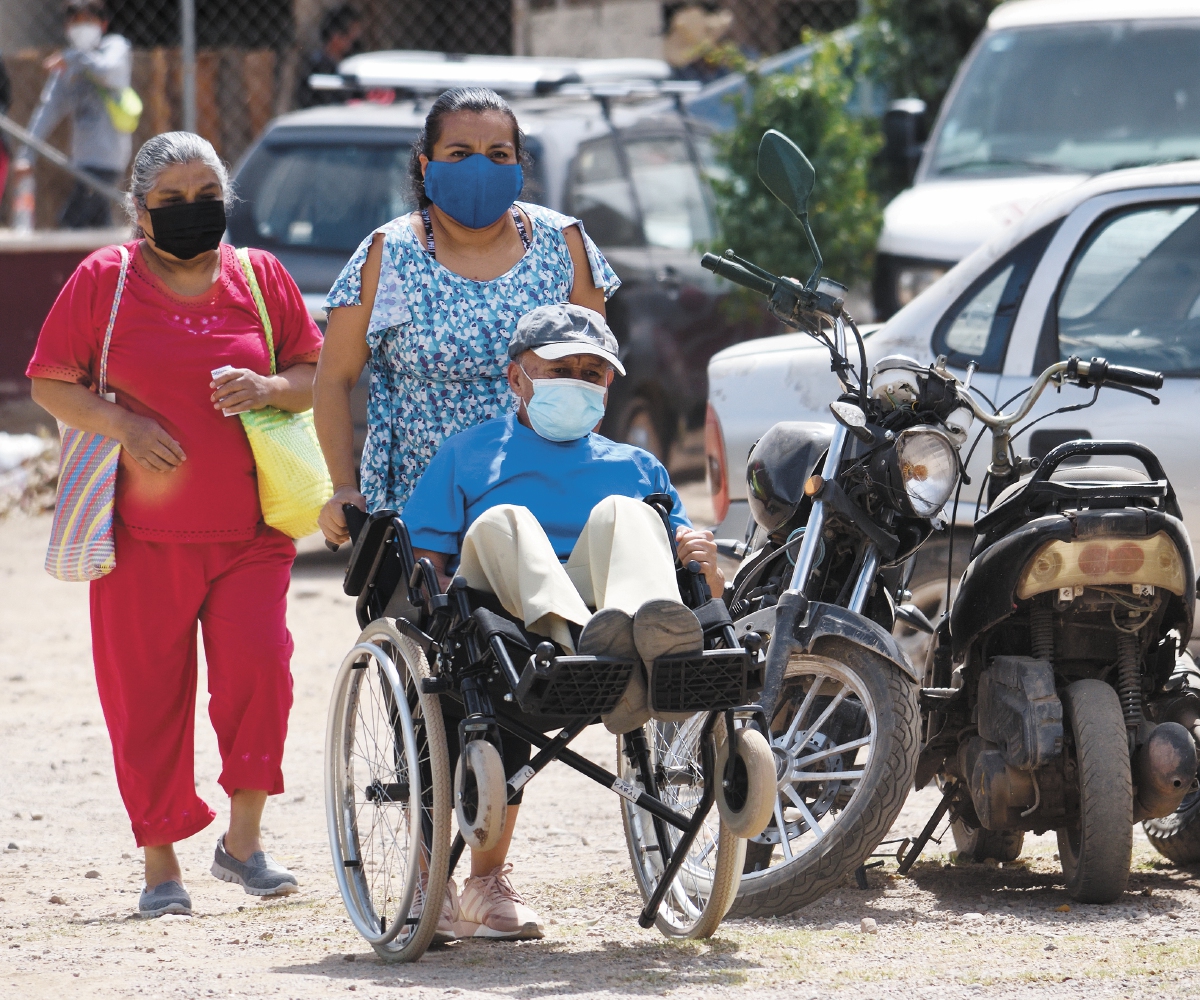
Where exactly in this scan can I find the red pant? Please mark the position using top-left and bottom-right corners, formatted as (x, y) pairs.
(90, 523), (295, 847)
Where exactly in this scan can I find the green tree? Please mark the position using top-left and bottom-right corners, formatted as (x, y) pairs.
(862, 0), (1003, 120)
(710, 36), (882, 290)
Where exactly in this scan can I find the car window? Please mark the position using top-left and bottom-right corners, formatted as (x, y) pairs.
(932, 221), (1061, 372)
(626, 136), (715, 250)
(566, 136), (642, 246)
(930, 21), (1200, 177)
(229, 134), (546, 254)
(1057, 203), (1200, 373)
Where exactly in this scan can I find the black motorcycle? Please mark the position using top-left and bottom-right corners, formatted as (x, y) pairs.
(696, 130), (974, 917)
(899, 357), (1200, 902)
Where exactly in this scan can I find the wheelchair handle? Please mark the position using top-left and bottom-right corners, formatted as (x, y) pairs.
(325, 502), (369, 552)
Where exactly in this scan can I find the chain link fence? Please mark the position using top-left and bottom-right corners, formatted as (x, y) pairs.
(0, 0), (859, 228)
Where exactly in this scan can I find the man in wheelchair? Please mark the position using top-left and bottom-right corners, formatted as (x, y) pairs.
(401, 303), (726, 940)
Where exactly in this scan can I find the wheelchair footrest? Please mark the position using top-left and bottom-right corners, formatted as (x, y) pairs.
(515, 654), (636, 718)
(650, 649), (762, 714)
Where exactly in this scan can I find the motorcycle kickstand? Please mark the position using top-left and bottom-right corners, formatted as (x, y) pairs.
(898, 780), (962, 875)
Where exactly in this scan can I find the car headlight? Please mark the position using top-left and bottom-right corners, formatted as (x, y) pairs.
(893, 427), (958, 517)
(896, 266), (947, 307)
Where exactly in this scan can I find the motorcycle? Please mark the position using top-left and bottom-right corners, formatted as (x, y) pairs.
(696, 130), (971, 916)
(898, 357), (1200, 902)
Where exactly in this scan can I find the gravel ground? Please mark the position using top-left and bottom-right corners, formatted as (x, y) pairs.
(3, 492), (1199, 999)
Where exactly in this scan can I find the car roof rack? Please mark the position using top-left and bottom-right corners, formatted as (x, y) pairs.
(308, 50), (696, 100)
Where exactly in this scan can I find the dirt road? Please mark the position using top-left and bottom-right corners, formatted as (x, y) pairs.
(3, 502), (1199, 999)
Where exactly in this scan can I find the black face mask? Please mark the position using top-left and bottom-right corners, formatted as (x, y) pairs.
(146, 200), (226, 260)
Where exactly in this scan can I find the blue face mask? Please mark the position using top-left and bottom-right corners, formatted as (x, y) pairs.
(521, 369), (608, 442)
(423, 154), (524, 229)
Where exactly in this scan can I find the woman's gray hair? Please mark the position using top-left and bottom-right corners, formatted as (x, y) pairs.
(125, 131), (232, 235)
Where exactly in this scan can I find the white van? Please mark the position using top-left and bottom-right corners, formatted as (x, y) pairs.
(873, 0), (1200, 318)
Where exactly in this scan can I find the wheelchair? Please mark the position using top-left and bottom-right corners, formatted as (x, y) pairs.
(323, 497), (776, 962)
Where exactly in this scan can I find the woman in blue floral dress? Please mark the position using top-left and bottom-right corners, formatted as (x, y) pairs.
(314, 88), (619, 546)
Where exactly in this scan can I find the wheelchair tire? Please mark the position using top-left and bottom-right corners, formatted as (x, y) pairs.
(715, 727), (776, 838)
(729, 647), (919, 919)
(455, 738), (508, 852)
(619, 716), (746, 938)
(325, 619), (452, 963)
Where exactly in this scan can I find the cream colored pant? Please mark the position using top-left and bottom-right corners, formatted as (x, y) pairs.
(455, 496), (680, 652)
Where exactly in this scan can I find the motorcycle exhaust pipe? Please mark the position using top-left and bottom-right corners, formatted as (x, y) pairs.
(1132, 722), (1198, 822)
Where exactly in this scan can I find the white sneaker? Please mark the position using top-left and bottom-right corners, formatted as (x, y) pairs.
(453, 864), (544, 940)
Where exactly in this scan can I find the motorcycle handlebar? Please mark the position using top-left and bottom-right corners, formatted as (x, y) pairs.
(1069, 356), (1164, 391)
(700, 252), (776, 297)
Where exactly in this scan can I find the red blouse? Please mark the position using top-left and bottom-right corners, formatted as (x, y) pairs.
(28, 242), (323, 542)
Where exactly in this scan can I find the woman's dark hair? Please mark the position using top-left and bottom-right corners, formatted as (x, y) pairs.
(408, 88), (527, 208)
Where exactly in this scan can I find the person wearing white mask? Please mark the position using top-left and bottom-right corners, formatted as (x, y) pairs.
(13, 0), (133, 228)
(330, 303), (722, 942)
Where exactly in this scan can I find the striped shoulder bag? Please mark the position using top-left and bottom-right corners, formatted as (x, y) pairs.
(44, 245), (129, 582)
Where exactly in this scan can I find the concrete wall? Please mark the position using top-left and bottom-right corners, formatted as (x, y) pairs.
(530, 0), (664, 60)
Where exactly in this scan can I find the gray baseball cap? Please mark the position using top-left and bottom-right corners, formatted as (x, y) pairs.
(508, 303), (625, 376)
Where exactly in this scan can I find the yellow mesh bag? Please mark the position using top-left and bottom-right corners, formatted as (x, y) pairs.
(236, 248), (332, 538)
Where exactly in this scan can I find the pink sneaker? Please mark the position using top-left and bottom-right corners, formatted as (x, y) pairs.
(412, 876), (458, 944)
(453, 864), (544, 940)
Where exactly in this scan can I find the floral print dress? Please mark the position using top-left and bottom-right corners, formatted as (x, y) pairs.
(325, 202), (620, 513)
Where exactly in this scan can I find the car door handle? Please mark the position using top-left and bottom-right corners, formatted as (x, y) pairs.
(1030, 429), (1091, 462)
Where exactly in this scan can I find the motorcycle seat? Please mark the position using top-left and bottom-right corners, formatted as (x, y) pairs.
(992, 465), (1151, 509)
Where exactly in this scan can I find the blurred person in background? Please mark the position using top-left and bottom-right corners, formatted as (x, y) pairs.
(295, 3), (364, 109)
(26, 132), (322, 918)
(12, 0), (132, 229)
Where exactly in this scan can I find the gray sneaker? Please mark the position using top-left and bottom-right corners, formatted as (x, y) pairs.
(138, 880), (192, 918)
(210, 835), (299, 897)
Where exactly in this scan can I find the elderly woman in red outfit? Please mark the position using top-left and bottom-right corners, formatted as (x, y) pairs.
(26, 132), (323, 918)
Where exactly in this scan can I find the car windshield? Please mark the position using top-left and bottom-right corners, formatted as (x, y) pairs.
(931, 20), (1200, 178)
(1058, 202), (1200, 373)
(229, 134), (545, 254)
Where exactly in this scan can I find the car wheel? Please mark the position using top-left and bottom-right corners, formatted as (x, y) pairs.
(612, 396), (669, 462)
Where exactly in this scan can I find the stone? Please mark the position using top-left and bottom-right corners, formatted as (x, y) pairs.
(30, 814), (43, 821)
(860, 917), (878, 934)
(49, 895), (66, 905)
(85, 870), (100, 879)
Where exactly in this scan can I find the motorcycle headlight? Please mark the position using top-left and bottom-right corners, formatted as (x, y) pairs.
(893, 427), (958, 517)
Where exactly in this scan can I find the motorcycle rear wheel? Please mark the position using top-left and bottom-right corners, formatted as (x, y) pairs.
(730, 645), (920, 918)
(1056, 680), (1132, 904)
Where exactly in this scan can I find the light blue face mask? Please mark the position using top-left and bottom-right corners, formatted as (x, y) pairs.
(521, 368), (608, 442)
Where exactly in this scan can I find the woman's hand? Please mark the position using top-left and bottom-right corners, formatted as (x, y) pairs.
(319, 485), (367, 546)
(211, 368), (278, 416)
(675, 525), (726, 596)
(116, 412), (187, 472)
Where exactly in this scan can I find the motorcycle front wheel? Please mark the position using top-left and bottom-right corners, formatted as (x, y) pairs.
(729, 644), (920, 918)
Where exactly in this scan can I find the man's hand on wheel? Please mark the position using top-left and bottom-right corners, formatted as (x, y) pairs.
(319, 485), (366, 545)
(675, 526), (725, 596)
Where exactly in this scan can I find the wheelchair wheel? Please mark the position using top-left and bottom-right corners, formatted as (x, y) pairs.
(325, 619), (452, 963)
(619, 715), (746, 938)
(714, 727), (776, 838)
(455, 738), (507, 852)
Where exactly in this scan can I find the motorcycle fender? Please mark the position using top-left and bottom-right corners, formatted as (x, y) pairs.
(794, 601), (919, 683)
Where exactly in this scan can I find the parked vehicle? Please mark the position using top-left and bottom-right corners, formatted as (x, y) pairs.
(696, 130), (959, 917)
(707, 160), (1200, 649)
(874, 0), (1200, 319)
(896, 356), (1200, 901)
(226, 52), (778, 468)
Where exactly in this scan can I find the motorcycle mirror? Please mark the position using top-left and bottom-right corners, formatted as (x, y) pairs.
(758, 130), (823, 290)
(829, 401), (875, 445)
